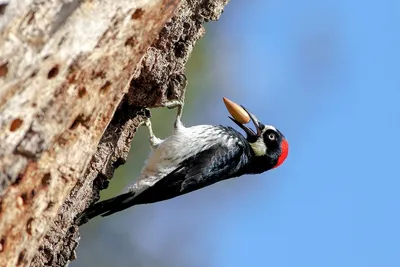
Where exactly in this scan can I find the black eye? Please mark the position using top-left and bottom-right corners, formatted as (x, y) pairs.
(268, 133), (276, 141)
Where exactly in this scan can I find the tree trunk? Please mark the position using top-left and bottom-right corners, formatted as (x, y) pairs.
(0, 0), (229, 266)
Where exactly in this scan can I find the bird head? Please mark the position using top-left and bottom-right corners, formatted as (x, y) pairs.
(229, 106), (289, 169)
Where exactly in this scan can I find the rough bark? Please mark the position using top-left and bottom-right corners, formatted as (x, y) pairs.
(0, 0), (229, 266)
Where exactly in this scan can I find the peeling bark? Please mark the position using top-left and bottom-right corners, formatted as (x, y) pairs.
(0, 0), (229, 266)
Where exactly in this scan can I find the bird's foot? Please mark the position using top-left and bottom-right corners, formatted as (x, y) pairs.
(164, 99), (183, 110)
(164, 100), (184, 131)
(142, 118), (163, 149)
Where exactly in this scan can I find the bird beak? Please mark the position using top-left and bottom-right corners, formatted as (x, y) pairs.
(229, 105), (264, 139)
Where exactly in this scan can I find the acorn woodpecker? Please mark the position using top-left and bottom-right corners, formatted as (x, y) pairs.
(77, 99), (288, 225)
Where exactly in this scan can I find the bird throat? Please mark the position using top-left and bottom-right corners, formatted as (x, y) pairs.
(250, 138), (267, 156)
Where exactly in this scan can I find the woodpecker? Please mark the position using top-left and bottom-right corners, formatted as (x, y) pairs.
(77, 100), (288, 225)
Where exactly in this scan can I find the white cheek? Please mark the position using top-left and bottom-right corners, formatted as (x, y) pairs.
(249, 124), (278, 156)
(250, 138), (267, 156)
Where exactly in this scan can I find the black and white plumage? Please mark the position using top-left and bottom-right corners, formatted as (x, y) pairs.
(77, 100), (288, 225)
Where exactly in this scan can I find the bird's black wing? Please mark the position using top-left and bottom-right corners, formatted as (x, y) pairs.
(77, 142), (250, 224)
(131, 142), (250, 206)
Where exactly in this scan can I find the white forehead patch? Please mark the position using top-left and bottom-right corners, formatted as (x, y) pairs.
(263, 125), (277, 132)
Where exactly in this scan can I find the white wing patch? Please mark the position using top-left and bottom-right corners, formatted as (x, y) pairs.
(128, 125), (226, 194)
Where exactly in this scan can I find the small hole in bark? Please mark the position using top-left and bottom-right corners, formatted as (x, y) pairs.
(26, 218), (34, 235)
(131, 8), (144, 19)
(9, 118), (23, 131)
(68, 226), (75, 234)
(20, 193), (28, 204)
(14, 175), (22, 185)
(100, 81), (111, 93)
(69, 116), (81, 130)
(69, 114), (90, 130)
(43, 247), (52, 258)
(92, 70), (105, 79)
(174, 42), (186, 58)
(0, 237), (5, 252)
(45, 201), (54, 211)
(47, 65), (59, 79)
(78, 86), (86, 98)
(0, 179), (6, 191)
(0, 3), (7, 16)
(0, 61), (8, 77)
(30, 189), (35, 198)
(167, 86), (174, 100)
(17, 250), (25, 265)
(41, 173), (51, 187)
(125, 36), (135, 47)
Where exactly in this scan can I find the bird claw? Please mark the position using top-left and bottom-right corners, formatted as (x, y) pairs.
(164, 100), (183, 110)
(142, 118), (163, 149)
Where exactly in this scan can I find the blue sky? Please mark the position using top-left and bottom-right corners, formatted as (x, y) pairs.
(75, 1), (400, 266)
(211, 1), (400, 266)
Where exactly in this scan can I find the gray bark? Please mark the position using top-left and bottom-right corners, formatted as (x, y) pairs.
(0, 0), (229, 266)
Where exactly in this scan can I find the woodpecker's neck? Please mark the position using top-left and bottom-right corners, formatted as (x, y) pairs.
(215, 125), (277, 176)
(240, 139), (278, 175)
(243, 154), (277, 174)
(218, 127), (275, 175)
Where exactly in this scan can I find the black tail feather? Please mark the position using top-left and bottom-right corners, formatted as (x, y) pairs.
(76, 191), (136, 226)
